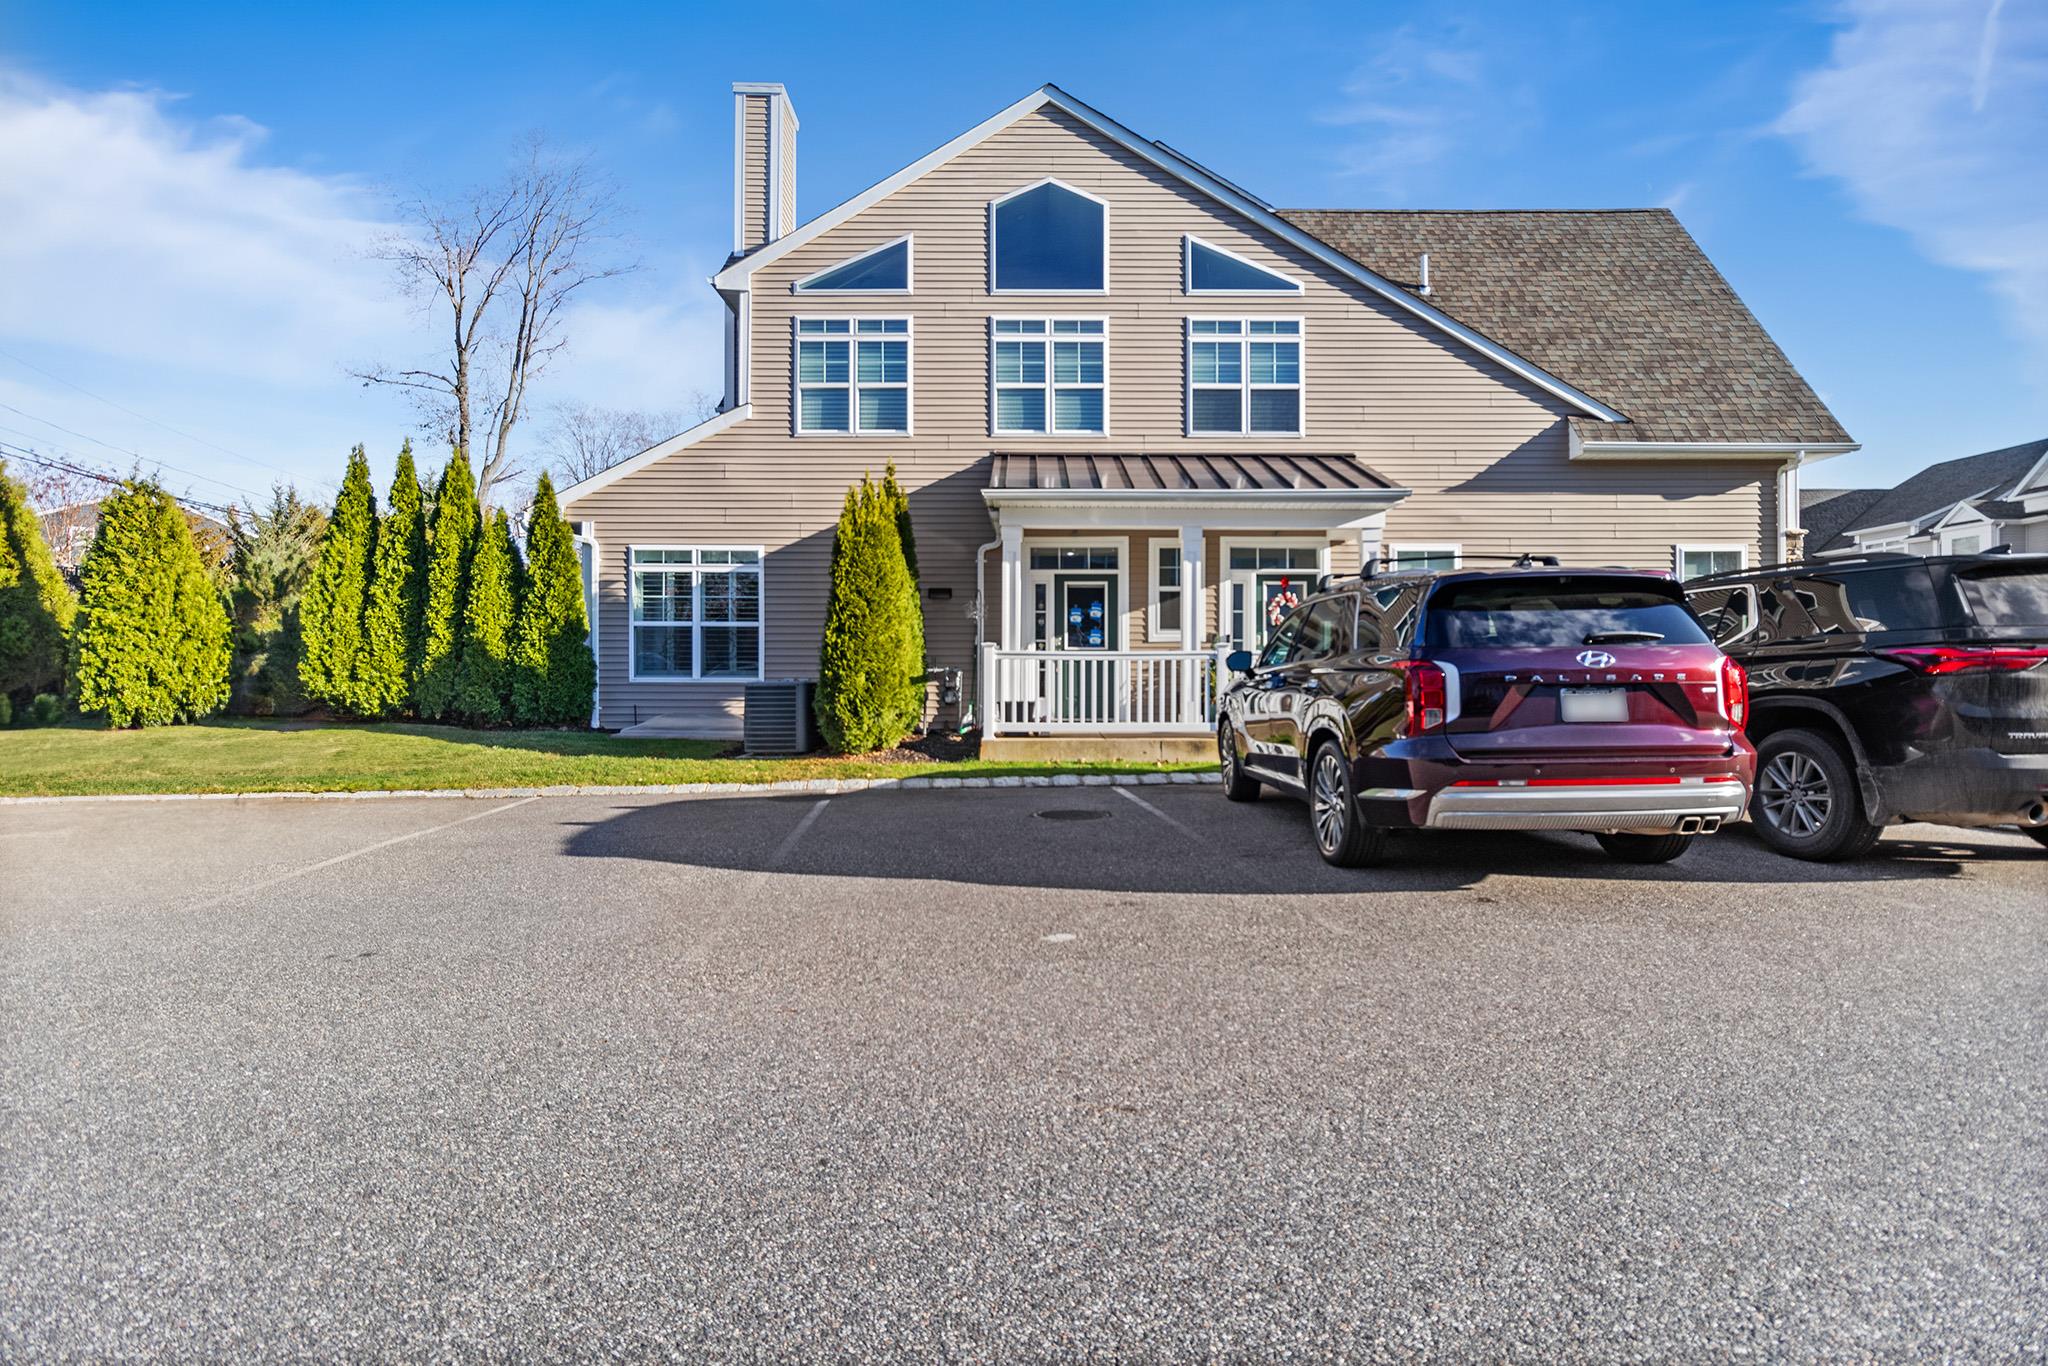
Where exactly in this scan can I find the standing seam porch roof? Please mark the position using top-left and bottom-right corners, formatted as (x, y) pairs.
(988, 451), (1397, 493)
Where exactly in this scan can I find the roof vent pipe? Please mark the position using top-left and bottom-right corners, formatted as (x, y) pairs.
(1419, 252), (1431, 296)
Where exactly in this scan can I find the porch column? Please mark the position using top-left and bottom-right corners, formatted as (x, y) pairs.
(1356, 514), (1386, 578)
(999, 523), (1024, 651)
(1179, 523), (1204, 723)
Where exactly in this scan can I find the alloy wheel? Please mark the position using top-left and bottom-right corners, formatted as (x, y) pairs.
(1219, 725), (1235, 782)
(1312, 750), (1348, 852)
(1759, 751), (1833, 837)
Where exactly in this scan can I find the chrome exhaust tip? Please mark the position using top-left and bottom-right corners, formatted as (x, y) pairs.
(2021, 801), (2048, 828)
(1700, 816), (1722, 834)
(1677, 816), (1703, 835)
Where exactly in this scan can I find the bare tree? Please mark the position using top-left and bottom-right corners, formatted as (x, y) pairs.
(355, 138), (632, 509)
(537, 394), (720, 485)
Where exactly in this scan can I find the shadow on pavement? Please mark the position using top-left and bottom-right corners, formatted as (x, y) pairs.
(557, 786), (2016, 896)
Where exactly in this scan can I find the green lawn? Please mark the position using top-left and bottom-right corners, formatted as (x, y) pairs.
(0, 719), (1208, 797)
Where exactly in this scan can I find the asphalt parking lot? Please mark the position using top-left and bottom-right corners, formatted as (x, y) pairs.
(3, 784), (2044, 1359)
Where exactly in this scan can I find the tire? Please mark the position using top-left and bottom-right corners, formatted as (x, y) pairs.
(1751, 728), (1885, 862)
(1308, 740), (1388, 868)
(1595, 831), (1694, 864)
(1219, 719), (1260, 802)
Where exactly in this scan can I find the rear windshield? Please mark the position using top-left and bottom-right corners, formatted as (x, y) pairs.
(1954, 566), (2048, 626)
(1424, 576), (1712, 650)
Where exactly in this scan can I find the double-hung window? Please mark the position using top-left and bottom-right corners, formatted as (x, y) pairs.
(992, 319), (1105, 434)
(1148, 539), (1183, 642)
(1188, 319), (1301, 435)
(795, 318), (910, 434)
(630, 547), (763, 680)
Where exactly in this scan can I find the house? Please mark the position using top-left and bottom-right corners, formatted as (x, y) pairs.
(1804, 437), (2048, 558)
(560, 82), (1854, 749)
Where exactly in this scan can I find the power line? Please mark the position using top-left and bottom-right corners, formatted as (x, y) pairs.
(0, 343), (317, 488)
(0, 440), (239, 520)
(0, 400), (265, 504)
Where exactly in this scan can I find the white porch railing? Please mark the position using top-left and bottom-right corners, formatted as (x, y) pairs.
(980, 645), (1232, 735)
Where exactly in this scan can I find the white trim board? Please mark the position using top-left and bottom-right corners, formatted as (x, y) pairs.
(710, 84), (1628, 425)
(560, 405), (751, 506)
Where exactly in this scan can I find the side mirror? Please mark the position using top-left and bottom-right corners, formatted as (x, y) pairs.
(1225, 649), (1254, 674)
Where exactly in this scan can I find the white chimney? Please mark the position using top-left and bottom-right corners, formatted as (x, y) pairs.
(732, 82), (797, 255)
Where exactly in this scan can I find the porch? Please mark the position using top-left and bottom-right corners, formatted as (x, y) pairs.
(976, 452), (1408, 753)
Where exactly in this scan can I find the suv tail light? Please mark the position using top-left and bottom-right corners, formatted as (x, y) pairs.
(1719, 656), (1749, 731)
(1876, 646), (2048, 675)
(1399, 660), (1447, 735)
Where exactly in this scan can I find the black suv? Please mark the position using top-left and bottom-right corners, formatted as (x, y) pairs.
(1685, 552), (2048, 860)
(1219, 562), (1755, 867)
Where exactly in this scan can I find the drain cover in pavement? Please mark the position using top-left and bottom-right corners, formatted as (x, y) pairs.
(1035, 808), (1110, 821)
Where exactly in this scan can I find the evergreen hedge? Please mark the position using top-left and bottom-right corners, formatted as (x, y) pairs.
(415, 450), (478, 720)
(878, 462), (926, 725)
(452, 507), (519, 724)
(361, 442), (426, 717)
(72, 480), (231, 727)
(816, 475), (922, 753)
(510, 473), (596, 726)
(299, 446), (378, 713)
(227, 486), (324, 716)
(0, 458), (77, 708)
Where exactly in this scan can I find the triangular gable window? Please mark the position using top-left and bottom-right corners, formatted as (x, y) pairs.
(793, 237), (911, 292)
(1186, 236), (1301, 293)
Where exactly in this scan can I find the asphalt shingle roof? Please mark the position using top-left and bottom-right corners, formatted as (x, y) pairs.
(1278, 208), (1851, 448)
(1806, 437), (2048, 554)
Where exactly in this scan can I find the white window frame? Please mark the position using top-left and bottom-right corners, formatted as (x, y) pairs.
(988, 177), (1110, 295)
(1219, 536), (1329, 651)
(792, 317), (912, 436)
(1183, 234), (1303, 295)
(1385, 544), (1462, 572)
(790, 234), (914, 295)
(1673, 544), (1748, 580)
(988, 317), (1109, 437)
(1185, 316), (1305, 438)
(1944, 530), (1986, 556)
(1145, 536), (1185, 643)
(627, 545), (766, 683)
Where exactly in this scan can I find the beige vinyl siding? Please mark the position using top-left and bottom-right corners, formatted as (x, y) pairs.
(571, 106), (1776, 732)
(740, 94), (770, 250)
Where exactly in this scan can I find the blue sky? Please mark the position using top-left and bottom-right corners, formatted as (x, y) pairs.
(1, 0), (2042, 507)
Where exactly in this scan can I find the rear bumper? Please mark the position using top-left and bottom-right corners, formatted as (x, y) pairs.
(1868, 748), (2048, 827)
(1421, 779), (1749, 833)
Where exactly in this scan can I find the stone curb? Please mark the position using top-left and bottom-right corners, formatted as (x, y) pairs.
(0, 770), (1222, 807)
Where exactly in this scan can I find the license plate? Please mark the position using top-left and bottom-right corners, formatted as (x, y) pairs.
(1560, 687), (1629, 723)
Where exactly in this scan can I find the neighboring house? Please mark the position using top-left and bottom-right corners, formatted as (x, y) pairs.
(561, 82), (1855, 744)
(1806, 437), (2048, 559)
(37, 499), (232, 587)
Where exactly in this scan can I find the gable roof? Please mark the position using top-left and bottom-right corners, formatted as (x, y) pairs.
(1800, 487), (1885, 552)
(711, 85), (1627, 426)
(1278, 209), (1852, 450)
(1810, 436), (2048, 553)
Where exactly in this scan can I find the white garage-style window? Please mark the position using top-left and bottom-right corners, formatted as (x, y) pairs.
(630, 547), (763, 681)
(1674, 544), (1746, 580)
(794, 318), (911, 434)
(991, 318), (1106, 434)
(1387, 545), (1461, 572)
(1188, 318), (1302, 435)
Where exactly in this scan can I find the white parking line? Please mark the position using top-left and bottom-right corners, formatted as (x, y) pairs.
(1113, 785), (1199, 839)
(189, 796), (539, 910)
(767, 799), (831, 869)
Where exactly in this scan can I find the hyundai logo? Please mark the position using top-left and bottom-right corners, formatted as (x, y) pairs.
(1576, 649), (1617, 668)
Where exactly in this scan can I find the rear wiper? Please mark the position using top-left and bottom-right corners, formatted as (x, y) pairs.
(1583, 630), (1663, 644)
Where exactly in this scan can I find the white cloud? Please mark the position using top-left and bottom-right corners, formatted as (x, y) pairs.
(1316, 25), (1534, 199)
(0, 73), (724, 496)
(1778, 0), (2048, 379)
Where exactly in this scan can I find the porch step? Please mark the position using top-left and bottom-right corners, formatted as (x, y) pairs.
(979, 734), (1216, 764)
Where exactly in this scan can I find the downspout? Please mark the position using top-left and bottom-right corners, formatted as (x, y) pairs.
(970, 534), (1000, 731)
(1776, 450), (1806, 565)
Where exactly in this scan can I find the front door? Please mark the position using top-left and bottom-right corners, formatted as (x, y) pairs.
(1057, 577), (1113, 721)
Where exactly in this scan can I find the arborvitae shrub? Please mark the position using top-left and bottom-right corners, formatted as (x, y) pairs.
(72, 480), (231, 727)
(453, 507), (518, 724)
(878, 461), (926, 727)
(298, 446), (378, 713)
(361, 442), (426, 718)
(29, 692), (60, 725)
(510, 473), (596, 726)
(0, 458), (77, 709)
(415, 450), (478, 720)
(816, 476), (922, 753)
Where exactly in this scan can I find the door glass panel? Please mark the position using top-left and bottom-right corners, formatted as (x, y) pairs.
(1062, 582), (1110, 649)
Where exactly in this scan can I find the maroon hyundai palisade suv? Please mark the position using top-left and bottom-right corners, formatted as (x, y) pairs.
(1218, 561), (1756, 866)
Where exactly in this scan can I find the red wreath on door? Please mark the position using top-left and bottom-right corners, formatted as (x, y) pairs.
(1265, 575), (1301, 627)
